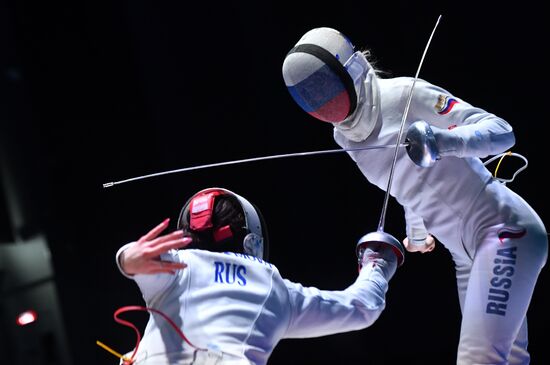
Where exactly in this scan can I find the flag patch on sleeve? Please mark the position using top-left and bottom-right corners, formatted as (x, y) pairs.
(435, 94), (458, 115)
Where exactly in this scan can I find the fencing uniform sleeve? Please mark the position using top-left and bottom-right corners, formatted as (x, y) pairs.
(116, 242), (136, 279)
(413, 80), (515, 158)
(282, 261), (391, 338)
(115, 242), (180, 301)
(404, 205), (428, 244)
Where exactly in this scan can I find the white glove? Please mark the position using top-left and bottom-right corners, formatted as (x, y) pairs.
(360, 243), (398, 281)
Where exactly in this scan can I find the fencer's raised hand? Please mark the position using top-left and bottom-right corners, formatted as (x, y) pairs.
(121, 218), (192, 275)
(402, 234), (435, 254)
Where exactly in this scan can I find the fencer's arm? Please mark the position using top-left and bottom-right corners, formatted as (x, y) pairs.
(115, 219), (191, 299)
(282, 246), (398, 338)
(414, 81), (516, 159)
(402, 205), (435, 253)
(116, 219), (189, 276)
(404, 205), (428, 244)
(116, 242), (138, 279)
(430, 115), (515, 158)
(282, 269), (389, 338)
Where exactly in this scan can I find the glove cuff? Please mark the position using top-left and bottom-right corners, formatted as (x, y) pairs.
(409, 237), (428, 246)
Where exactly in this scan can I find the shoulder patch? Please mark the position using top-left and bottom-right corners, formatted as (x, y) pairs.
(435, 94), (459, 115)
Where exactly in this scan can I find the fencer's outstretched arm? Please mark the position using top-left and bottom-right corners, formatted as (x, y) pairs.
(413, 80), (515, 159)
(282, 245), (398, 338)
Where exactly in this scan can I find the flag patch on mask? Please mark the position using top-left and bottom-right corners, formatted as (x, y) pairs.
(435, 94), (458, 115)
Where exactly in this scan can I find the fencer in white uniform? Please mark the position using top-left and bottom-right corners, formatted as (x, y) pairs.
(115, 187), (404, 365)
(282, 27), (548, 364)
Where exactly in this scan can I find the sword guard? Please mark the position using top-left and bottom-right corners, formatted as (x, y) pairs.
(356, 230), (405, 267)
(405, 120), (439, 167)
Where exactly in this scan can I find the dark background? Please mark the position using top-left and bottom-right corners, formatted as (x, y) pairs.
(1, 0), (548, 364)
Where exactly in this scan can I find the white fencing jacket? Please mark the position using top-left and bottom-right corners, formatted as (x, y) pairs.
(333, 76), (548, 364)
(116, 246), (392, 365)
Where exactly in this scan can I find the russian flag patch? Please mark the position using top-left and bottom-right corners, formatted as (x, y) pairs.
(435, 94), (458, 115)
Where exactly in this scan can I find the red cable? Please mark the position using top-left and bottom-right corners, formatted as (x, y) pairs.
(114, 305), (204, 364)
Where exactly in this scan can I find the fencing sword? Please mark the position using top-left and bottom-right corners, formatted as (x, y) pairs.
(103, 18), (440, 192)
(102, 17), (442, 248)
(355, 14), (443, 267)
(102, 143), (409, 188)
